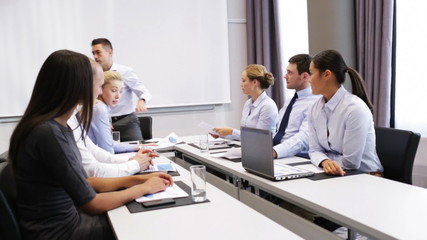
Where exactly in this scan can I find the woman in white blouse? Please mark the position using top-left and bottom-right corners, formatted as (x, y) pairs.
(213, 64), (278, 140)
(308, 50), (383, 176)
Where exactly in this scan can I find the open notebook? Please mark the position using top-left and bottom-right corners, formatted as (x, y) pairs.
(241, 127), (314, 181)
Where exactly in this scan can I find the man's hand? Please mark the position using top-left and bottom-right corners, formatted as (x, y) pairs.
(273, 150), (278, 159)
(135, 99), (148, 113)
(321, 159), (346, 176)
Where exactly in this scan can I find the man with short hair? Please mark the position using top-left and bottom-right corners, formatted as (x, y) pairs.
(91, 38), (152, 141)
(270, 54), (330, 229)
(272, 54), (320, 159)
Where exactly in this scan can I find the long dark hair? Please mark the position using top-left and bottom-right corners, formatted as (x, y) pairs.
(312, 49), (373, 111)
(9, 50), (94, 170)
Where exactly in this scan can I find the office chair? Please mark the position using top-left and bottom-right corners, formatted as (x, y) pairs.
(0, 161), (21, 240)
(138, 116), (153, 140)
(347, 127), (421, 239)
(375, 126), (421, 184)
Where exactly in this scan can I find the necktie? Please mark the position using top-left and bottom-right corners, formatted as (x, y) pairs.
(273, 93), (298, 146)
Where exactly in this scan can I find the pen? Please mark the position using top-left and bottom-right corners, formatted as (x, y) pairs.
(138, 146), (158, 154)
(150, 150), (160, 156)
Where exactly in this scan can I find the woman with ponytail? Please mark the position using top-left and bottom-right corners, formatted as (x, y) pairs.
(213, 64), (278, 140)
(308, 50), (383, 176)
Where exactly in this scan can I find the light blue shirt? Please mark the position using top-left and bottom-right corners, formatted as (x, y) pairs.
(109, 63), (152, 116)
(308, 86), (383, 172)
(230, 91), (278, 140)
(88, 101), (137, 154)
(273, 87), (320, 158)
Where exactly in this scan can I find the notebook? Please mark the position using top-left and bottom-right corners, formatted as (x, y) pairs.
(241, 127), (314, 181)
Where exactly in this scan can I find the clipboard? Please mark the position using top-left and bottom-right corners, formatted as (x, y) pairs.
(126, 181), (210, 213)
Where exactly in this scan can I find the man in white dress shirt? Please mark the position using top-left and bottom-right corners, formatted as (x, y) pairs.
(272, 54), (320, 159)
(91, 38), (152, 141)
(271, 55), (341, 232)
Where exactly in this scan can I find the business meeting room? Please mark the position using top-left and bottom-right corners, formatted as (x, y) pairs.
(1, 0), (426, 239)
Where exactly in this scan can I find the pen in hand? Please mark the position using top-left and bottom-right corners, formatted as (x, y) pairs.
(147, 150), (159, 166)
(149, 150), (159, 158)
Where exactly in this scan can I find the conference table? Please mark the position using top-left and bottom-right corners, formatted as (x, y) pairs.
(107, 159), (304, 240)
(172, 136), (427, 240)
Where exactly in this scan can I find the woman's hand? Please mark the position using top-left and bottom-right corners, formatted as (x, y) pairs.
(132, 176), (172, 196)
(130, 148), (154, 170)
(321, 159), (346, 176)
(140, 148), (159, 158)
(209, 133), (220, 138)
(213, 127), (233, 137)
(147, 172), (173, 186)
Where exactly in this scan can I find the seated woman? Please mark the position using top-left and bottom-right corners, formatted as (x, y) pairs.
(308, 49), (383, 176)
(9, 50), (172, 240)
(213, 64), (278, 140)
(88, 71), (144, 154)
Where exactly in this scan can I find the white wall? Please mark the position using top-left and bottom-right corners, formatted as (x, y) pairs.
(413, 138), (427, 187)
(307, 0), (356, 91)
(1, 0), (232, 117)
(0, 122), (15, 152)
(0, 0), (247, 153)
(147, 0), (247, 139)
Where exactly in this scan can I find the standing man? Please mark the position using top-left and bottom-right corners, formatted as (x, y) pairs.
(272, 54), (320, 159)
(91, 38), (152, 141)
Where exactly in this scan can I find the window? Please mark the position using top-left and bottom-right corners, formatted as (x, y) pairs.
(277, 0), (309, 98)
(395, 1), (427, 136)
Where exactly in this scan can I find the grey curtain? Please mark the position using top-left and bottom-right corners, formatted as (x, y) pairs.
(246, 0), (284, 108)
(355, 0), (395, 127)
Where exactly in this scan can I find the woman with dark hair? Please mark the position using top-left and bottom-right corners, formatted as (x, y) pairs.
(9, 50), (172, 240)
(213, 64), (278, 140)
(308, 50), (383, 176)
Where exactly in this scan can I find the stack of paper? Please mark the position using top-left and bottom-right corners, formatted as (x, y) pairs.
(136, 184), (188, 203)
(144, 132), (183, 151)
(210, 147), (242, 160)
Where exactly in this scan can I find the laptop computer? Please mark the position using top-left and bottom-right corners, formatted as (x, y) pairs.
(241, 127), (314, 181)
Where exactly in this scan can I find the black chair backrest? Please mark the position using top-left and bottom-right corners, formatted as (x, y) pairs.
(375, 126), (421, 184)
(0, 161), (21, 240)
(139, 116), (153, 140)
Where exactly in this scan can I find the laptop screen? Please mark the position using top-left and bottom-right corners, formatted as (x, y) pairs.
(241, 127), (275, 176)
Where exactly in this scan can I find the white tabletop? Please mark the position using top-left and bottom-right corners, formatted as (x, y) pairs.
(108, 161), (302, 240)
(174, 141), (427, 240)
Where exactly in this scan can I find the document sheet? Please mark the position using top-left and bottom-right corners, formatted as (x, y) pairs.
(136, 184), (189, 203)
